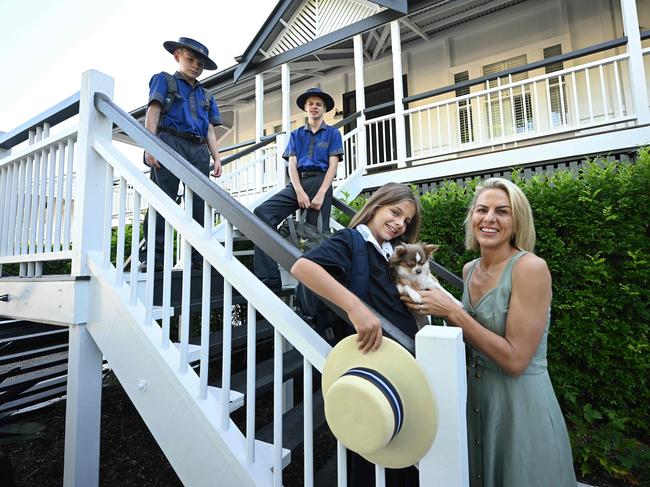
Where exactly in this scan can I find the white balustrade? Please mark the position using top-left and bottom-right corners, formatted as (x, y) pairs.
(0, 124), (78, 270)
(404, 53), (633, 163)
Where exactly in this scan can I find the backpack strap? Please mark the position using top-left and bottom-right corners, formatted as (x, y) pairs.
(346, 229), (369, 300)
(158, 72), (178, 129)
(201, 86), (212, 111)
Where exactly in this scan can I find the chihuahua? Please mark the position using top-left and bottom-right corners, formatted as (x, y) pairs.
(389, 242), (463, 329)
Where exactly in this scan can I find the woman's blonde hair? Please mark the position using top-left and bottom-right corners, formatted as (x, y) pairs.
(464, 177), (536, 251)
(349, 183), (422, 244)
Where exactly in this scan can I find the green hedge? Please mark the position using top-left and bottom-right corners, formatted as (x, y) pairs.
(417, 149), (650, 484)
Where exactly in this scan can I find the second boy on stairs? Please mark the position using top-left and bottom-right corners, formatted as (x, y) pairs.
(253, 87), (343, 290)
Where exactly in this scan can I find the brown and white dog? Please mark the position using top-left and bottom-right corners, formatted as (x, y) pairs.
(389, 243), (463, 329)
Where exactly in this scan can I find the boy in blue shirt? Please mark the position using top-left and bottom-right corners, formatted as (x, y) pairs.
(254, 88), (344, 290)
(141, 37), (223, 271)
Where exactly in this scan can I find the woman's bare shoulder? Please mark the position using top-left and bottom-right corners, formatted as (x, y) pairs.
(513, 252), (551, 283)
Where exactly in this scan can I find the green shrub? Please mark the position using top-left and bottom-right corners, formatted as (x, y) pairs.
(417, 149), (650, 485)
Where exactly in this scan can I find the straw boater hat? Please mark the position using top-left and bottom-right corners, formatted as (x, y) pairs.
(296, 87), (336, 112)
(322, 336), (438, 468)
(163, 37), (218, 71)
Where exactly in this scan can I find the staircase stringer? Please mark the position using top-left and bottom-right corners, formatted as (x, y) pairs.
(84, 252), (272, 487)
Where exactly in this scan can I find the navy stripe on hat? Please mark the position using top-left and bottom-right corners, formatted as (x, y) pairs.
(343, 367), (405, 440)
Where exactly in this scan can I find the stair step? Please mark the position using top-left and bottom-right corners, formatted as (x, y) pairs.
(207, 386), (245, 413)
(256, 390), (326, 453)
(230, 348), (304, 396)
(254, 439), (292, 471)
(188, 319), (274, 360)
(151, 306), (175, 320)
(315, 454), (338, 487)
(173, 342), (202, 363)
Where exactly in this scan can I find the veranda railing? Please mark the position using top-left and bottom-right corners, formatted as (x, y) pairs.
(362, 46), (638, 169)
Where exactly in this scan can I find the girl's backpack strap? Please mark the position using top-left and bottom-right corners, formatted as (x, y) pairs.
(346, 229), (369, 299)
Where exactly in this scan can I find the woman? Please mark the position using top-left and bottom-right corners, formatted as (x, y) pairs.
(404, 178), (576, 487)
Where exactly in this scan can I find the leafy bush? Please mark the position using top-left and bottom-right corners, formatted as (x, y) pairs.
(416, 150), (649, 484)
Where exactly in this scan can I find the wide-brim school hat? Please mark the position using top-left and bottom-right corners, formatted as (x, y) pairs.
(322, 336), (438, 468)
(296, 87), (335, 113)
(163, 37), (218, 71)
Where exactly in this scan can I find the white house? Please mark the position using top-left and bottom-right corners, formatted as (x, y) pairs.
(0, 0), (648, 486)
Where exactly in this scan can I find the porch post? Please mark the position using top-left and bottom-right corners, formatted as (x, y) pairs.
(64, 69), (114, 487)
(416, 326), (469, 487)
(278, 63), (291, 186)
(353, 34), (368, 170)
(620, 0), (650, 123)
(255, 74), (265, 192)
(64, 324), (104, 487)
(0, 146), (5, 277)
(71, 70), (114, 276)
(391, 20), (408, 167)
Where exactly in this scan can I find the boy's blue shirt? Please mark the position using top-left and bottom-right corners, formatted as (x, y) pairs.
(282, 123), (344, 172)
(148, 71), (222, 138)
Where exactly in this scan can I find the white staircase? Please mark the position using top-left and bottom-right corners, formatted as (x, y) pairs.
(0, 69), (469, 486)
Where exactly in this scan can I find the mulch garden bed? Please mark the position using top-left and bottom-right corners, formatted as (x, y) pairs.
(3, 373), (631, 486)
(4, 373), (336, 486)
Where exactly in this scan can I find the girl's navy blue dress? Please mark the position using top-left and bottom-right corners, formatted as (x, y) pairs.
(302, 228), (420, 487)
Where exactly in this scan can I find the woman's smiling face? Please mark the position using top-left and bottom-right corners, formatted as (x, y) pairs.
(366, 200), (416, 245)
(471, 188), (514, 250)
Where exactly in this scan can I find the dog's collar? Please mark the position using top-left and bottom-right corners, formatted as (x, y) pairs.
(355, 225), (394, 261)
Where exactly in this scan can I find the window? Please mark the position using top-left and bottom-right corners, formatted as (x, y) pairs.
(544, 44), (567, 127)
(483, 55), (533, 137)
(455, 71), (474, 144)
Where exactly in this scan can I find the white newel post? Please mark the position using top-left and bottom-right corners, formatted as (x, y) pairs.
(0, 145), (5, 275)
(255, 74), (265, 193)
(390, 20), (407, 167)
(353, 35), (367, 171)
(63, 70), (114, 487)
(416, 326), (470, 487)
(277, 63), (291, 187)
(621, 0), (650, 124)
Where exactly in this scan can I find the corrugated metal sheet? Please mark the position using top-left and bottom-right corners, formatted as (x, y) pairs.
(267, 0), (383, 58)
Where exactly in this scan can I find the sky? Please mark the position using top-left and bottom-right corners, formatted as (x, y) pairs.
(0, 0), (277, 134)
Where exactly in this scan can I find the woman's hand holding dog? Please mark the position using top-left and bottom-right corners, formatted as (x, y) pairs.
(401, 287), (457, 321)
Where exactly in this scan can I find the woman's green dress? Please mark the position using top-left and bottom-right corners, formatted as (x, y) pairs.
(463, 251), (576, 487)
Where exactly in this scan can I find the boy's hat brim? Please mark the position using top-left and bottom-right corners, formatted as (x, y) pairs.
(322, 336), (438, 468)
(164, 37), (217, 70)
(296, 88), (335, 112)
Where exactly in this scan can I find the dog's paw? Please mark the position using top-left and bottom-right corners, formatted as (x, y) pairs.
(406, 286), (422, 303)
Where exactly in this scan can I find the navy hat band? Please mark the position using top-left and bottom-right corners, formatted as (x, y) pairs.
(343, 367), (404, 440)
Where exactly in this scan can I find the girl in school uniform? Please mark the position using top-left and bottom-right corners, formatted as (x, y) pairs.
(291, 182), (423, 486)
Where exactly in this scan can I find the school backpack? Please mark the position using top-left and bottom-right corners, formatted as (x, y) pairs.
(295, 228), (369, 345)
(158, 72), (212, 127)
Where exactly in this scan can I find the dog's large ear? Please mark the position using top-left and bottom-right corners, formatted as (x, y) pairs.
(423, 243), (439, 257)
(394, 245), (408, 258)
